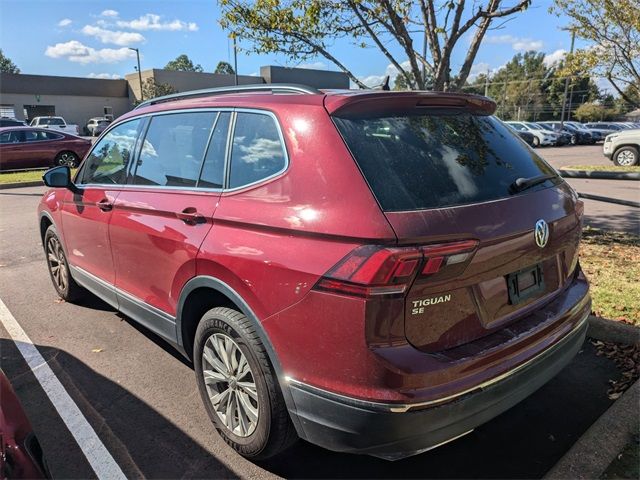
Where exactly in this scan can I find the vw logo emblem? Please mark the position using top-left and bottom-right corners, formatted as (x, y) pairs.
(534, 219), (549, 248)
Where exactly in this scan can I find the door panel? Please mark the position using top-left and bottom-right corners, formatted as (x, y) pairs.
(110, 189), (218, 316)
(60, 188), (120, 304)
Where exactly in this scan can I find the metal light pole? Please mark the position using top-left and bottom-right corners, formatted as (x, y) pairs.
(559, 29), (576, 127)
(233, 36), (238, 86)
(129, 47), (143, 101)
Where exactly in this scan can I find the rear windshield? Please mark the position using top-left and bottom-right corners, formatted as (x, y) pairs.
(39, 118), (64, 125)
(333, 112), (558, 211)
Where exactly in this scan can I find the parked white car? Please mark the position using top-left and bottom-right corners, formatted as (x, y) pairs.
(506, 121), (558, 147)
(29, 116), (79, 135)
(603, 129), (640, 166)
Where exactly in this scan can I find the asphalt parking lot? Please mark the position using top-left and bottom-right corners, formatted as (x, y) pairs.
(0, 144), (636, 479)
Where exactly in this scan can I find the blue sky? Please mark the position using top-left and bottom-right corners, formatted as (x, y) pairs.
(0, 0), (602, 90)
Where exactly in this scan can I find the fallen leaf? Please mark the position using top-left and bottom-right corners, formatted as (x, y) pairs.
(91, 348), (104, 353)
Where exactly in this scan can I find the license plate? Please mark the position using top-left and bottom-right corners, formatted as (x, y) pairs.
(506, 264), (545, 305)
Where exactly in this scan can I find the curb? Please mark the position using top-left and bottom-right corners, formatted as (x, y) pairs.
(0, 181), (43, 190)
(588, 315), (640, 346)
(560, 170), (640, 180)
(544, 380), (640, 479)
(578, 192), (640, 208)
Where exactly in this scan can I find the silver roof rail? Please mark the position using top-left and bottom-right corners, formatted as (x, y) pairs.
(134, 83), (322, 109)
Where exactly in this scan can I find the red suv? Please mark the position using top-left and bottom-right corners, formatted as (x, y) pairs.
(39, 85), (590, 461)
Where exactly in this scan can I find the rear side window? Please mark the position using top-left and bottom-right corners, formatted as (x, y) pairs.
(228, 112), (286, 189)
(80, 119), (141, 185)
(199, 112), (231, 189)
(334, 113), (557, 211)
(133, 112), (216, 187)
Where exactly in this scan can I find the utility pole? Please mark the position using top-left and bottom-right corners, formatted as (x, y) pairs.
(500, 75), (509, 119)
(484, 69), (490, 97)
(128, 47), (143, 101)
(422, 30), (427, 90)
(233, 36), (238, 86)
(560, 29), (576, 127)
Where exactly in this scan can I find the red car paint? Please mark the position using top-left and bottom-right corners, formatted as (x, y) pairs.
(38, 88), (590, 452)
(0, 372), (48, 478)
(0, 127), (91, 171)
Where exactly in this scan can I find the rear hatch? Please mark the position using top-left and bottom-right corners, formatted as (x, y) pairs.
(330, 93), (582, 352)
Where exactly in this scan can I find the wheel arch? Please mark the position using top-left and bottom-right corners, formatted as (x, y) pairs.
(39, 211), (55, 243)
(176, 275), (304, 433)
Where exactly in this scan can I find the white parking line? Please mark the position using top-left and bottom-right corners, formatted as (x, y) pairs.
(0, 297), (126, 480)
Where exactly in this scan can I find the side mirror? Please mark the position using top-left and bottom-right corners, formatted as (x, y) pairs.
(43, 166), (79, 192)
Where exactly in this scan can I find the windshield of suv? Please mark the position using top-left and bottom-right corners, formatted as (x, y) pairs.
(334, 113), (558, 211)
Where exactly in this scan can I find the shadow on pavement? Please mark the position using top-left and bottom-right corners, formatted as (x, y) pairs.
(582, 203), (639, 235)
(0, 334), (623, 479)
(1, 338), (235, 479)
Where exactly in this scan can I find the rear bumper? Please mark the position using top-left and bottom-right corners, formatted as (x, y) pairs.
(287, 310), (588, 460)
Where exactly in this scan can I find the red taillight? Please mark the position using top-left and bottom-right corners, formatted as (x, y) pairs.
(314, 240), (478, 298)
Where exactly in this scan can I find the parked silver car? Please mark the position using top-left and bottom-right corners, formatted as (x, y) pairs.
(603, 129), (640, 166)
(84, 117), (112, 136)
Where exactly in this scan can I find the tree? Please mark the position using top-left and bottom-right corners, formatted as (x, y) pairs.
(0, 49), (20, 74)
(164, 54), (204, 72)
(140, 78), (177, 103)
(552, 0), (640, 108)
(574, 102), (615, 122)
(214, 61), (235, 74)
(219, 0), (531, 91)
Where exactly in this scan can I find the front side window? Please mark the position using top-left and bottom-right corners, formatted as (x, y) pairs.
(228, 112), (286, 189)
(79, 119), (141, 185)
(0, 131), (23, 144)
(132, 112), (216, 187)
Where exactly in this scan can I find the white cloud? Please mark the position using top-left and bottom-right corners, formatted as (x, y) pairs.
(469, 62), (491, 80)
(81, 25), (145, 46)
(485, 34), (544, 51)
(543, 49), (567, 67)
(116, 14), (198, 32)
(58, 18), (72, 27)
(87, 73), (121, 79)
(298, 61), (328, 70)
(45, 40), (136, 64)
(100, 10), (119, 18)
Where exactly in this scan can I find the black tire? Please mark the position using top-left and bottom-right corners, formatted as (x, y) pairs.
(44, 225), (86, 302)
(532, 136), (540, 147)
(194, 307), (297, 459)
(55, 151), (79, 168)
(613, 146), (639, 166)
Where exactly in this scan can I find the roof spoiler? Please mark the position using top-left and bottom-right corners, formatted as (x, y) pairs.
(324, 91), (496, 117)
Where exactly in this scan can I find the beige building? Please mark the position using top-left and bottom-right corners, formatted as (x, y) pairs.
(0, 66), (349, 131)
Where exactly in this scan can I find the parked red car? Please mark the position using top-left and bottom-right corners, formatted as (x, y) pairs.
(38, 85), (590, 461)
(0, 127), (91, 171)
(0, 371), (49, 478)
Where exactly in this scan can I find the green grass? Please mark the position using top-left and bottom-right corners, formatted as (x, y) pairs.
(0, 169), (46, 184)
(561, 164), (640, 172)
(580, 227), (640, 326)
(0, 168), (77, 185)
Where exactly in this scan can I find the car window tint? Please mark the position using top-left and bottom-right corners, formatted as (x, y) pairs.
(44, 131), (63, 140)
(133, 112), (216, 187)
(24, 130), (49, 141)
(0, 131), (23, 143)
(334, 113), (558, 211)
(198, 112), (230, 189)
(80, 119), (141, 185)
(228, 112), (286, 189)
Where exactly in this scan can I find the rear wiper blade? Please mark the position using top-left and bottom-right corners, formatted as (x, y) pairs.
(509, 174), (557, 194)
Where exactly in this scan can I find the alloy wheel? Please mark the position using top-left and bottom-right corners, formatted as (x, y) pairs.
(46, 236), (68, 292)
(617, 150), (637, 166)
(57, 152), (77, 167)
(202, 333), (259, 437)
